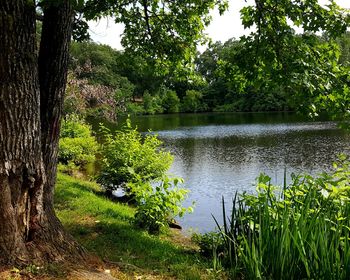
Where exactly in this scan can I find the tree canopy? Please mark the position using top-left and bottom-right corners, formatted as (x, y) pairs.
(82, 0), (228, 71)
(237, 0), (350, 117)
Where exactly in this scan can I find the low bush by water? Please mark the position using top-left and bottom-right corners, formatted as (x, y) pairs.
(98, 120), (193, 233)
(58, 115), (99, 169)
(59, 116), (192, 234)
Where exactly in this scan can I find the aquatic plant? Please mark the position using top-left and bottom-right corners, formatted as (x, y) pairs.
(208, 156), (350, 279)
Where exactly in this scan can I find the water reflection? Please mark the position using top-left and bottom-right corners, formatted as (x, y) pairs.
(89, 112), (309, 133)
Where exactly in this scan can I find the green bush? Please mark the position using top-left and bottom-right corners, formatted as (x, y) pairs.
(60, 115), (92, 138)
(181, 90), (205, 112)
(58, 115), (98, 167)
(98, 119), (192, 233)
(59, 137), (97, 165)
(130, 177), (193, 233)
(210, 156), (350, 279)
(192, 231), (224, 258)
(161, 89), (180, 113)
(143, 91), (164, 114)
(126, 102), (145, 115)
(98, 120), (173, 187)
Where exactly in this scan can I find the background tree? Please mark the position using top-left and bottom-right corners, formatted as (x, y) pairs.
(237, 0), (350, 117)
(337, 31), (350, 66)
(195, 39), (292, 112)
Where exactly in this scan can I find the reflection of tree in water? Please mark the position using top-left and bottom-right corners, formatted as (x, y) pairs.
(161, 125), (350, 183)
(164, 138), (197, 178)
(127, 112), (304, 132)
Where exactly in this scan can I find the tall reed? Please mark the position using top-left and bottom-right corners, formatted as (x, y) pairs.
(213, 158), (350, 279)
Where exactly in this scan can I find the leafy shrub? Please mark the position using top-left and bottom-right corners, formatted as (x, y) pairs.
(98, 120), (173, 188)
(126, 102), (145, 115)
(60, 115), (92, 138)
(58, 115), (98, 167)
(143, 91), (164, 114)
(181, 90), (205, 112)
(59, 137), (97, 165)
(98, 119), (192, 233)
(192, 231), (224, 258)
(161, 89), (180, 113)
(211, 156), (350, 279)
(130, 177), (192, 233)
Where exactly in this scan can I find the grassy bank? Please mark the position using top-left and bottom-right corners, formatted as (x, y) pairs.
(54, 173), (223, 279)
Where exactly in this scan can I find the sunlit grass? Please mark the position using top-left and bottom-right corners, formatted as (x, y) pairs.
(55, 173), (225, 279)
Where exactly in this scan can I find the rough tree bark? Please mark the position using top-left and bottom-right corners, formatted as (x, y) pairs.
(0, 0), (46, 264)
(39, 0), (74, 196)
(37, 0), (86, 262)
(0, 0), (84, 264)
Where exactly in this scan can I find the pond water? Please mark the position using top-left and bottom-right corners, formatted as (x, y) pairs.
(89, 112), (350, 233)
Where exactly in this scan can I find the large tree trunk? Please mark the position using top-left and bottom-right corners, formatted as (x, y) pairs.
(0, 0), (84, 265)
(36, 0), (86, 262)
(39, 0), (74, 197)
(0, 0), (46, 264)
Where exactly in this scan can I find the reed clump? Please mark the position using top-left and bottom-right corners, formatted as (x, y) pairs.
(207, 157), (350, 279)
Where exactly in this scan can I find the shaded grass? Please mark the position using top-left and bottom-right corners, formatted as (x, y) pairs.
(55, 173), (224, 279)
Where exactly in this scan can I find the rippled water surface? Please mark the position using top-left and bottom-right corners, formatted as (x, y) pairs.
(91, 112), (350, 232)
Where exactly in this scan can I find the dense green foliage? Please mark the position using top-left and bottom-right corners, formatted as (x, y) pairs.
(98, 120), (191, 232)
(98, 120), (173, 188)
(66, 28), (350, 117)
(236, 0), (350, 117)
(196, 157), (350, 279)
(161, 88), (181, 113)
(66, 40), (206, 117)
(130, 177), (192, 233)
(65, 0), (350, 117)
(83, 0), (228, 69)
(58, 115), (98, 169)
(142, 90), (164, 114)
(196, 39), (292, 112)
(63, 0), (230, 120)
(338, 32), (350, 66)
(181, 90), (206, 112)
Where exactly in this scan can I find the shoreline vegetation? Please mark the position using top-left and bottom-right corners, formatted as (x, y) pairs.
(56, 173), (224, 279)
(194, 158), (350, 279)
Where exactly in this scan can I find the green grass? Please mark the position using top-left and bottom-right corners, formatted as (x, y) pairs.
(55, 173), (224, 279)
